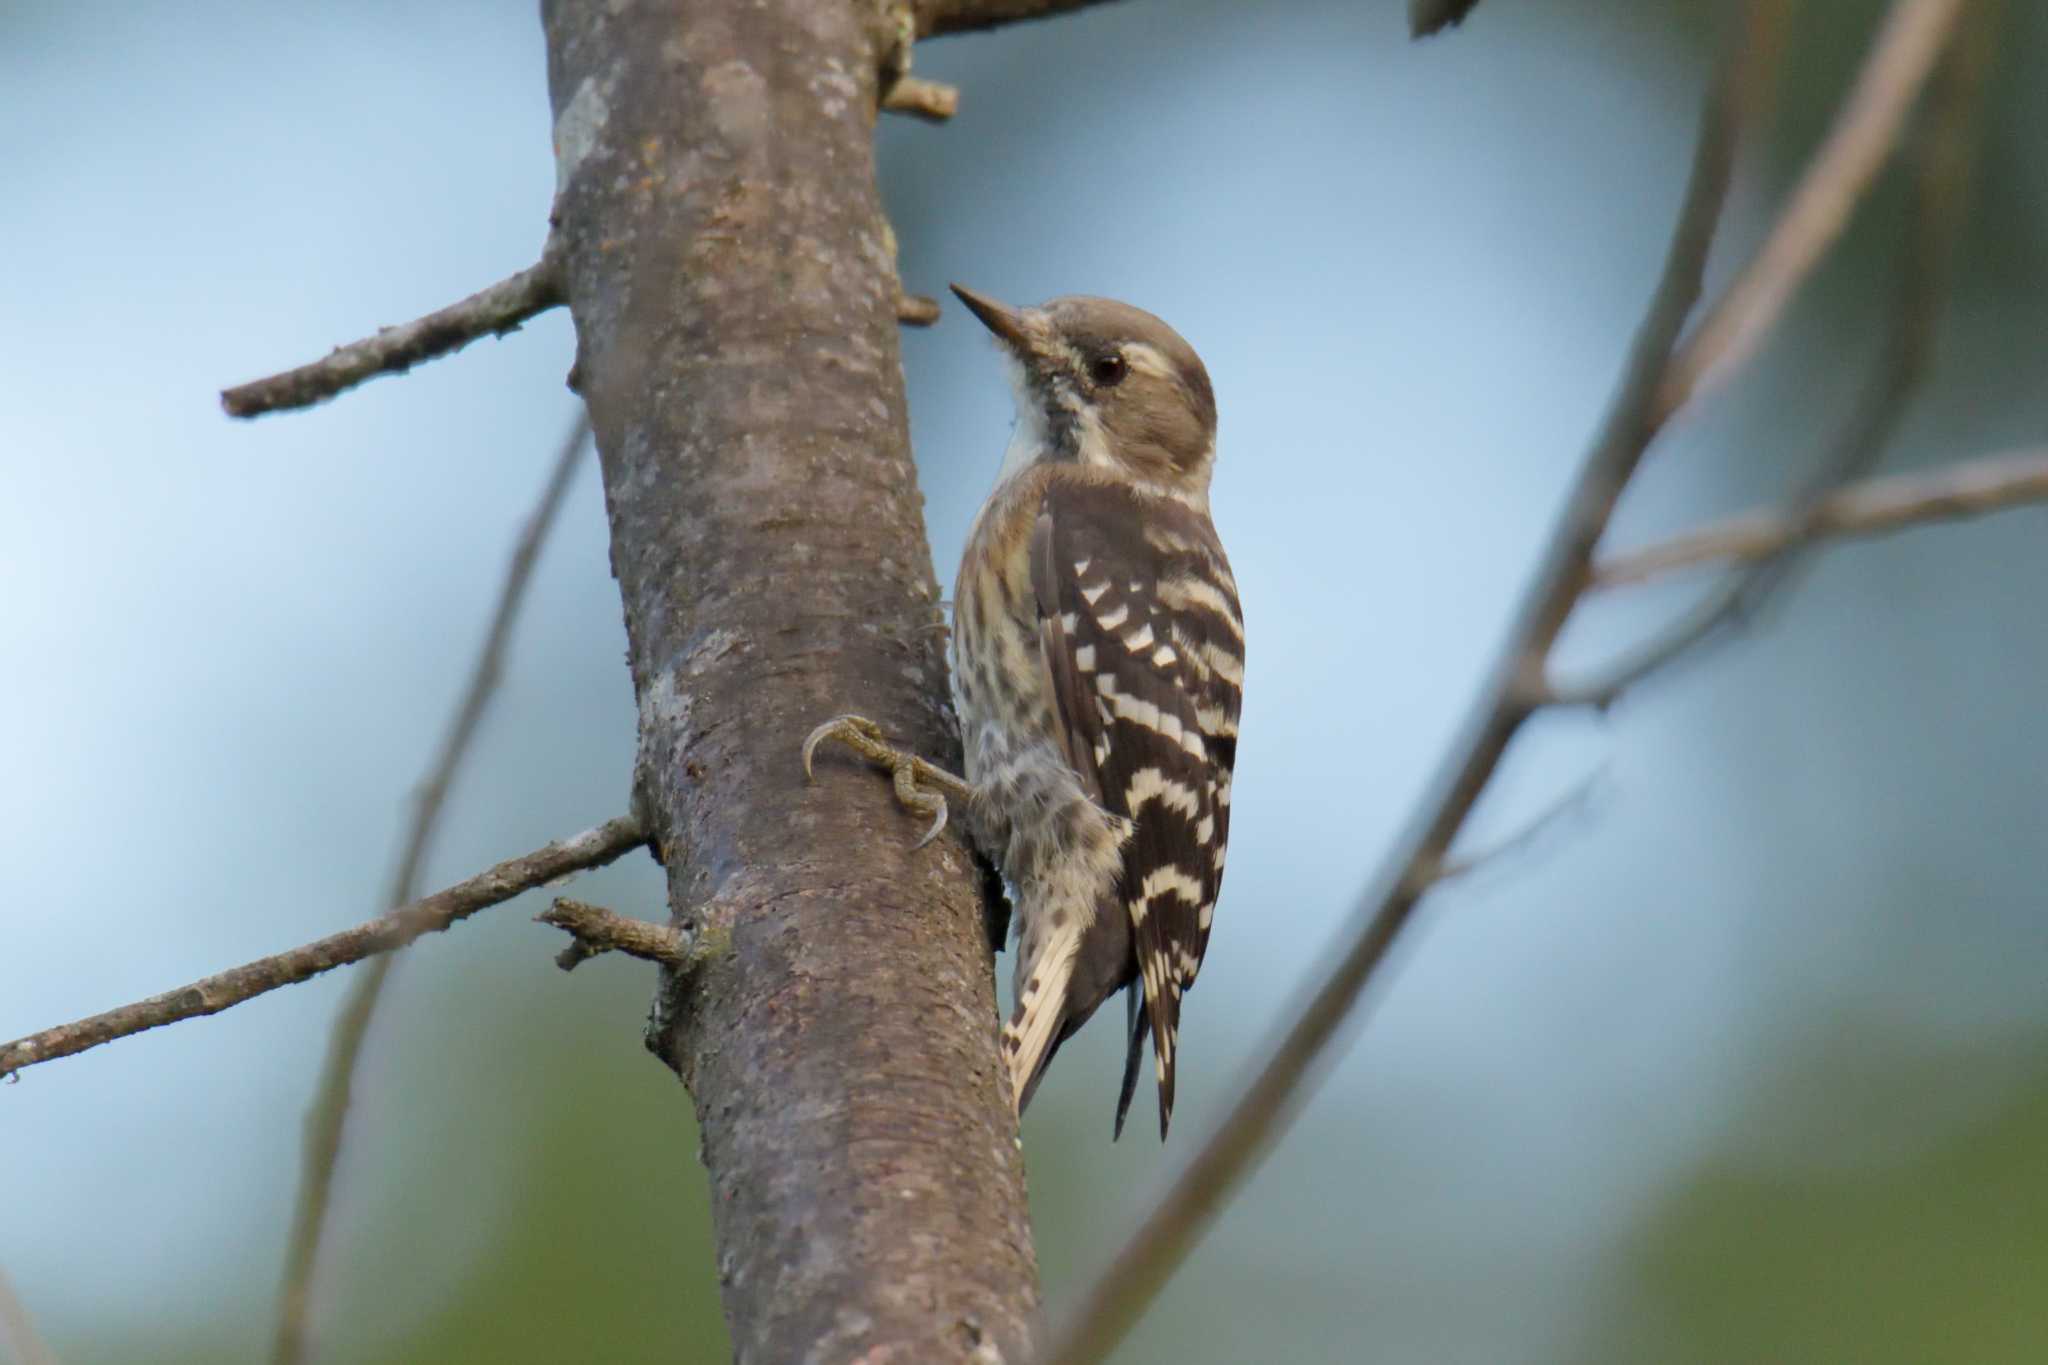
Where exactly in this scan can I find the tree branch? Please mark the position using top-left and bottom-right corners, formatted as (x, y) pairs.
(538, 898), (695, 972)
(1039, 6), (1780, 1360)
(220, 251), (567, 418)
(1554, 0), (1989, 710)
(882, 76), (960, 122)
(269, 412), (592, 1365)
(1656, 0), (1969, 420)
(1592, 447), (2048, 589)
(1410, 0), (1485, 38)
(0, 1265), (57, 1365)
(540, 1), (1036, 1358)
(912, 0), (1123, 39)
(0, 817), (647, 1080)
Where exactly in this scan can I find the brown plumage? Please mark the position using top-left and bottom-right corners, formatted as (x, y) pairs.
(948, 287), (1243, 1139)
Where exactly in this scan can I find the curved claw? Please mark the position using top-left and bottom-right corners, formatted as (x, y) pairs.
(800, 719), (833, 781)
(802, 711), (967, 851)
(892, 757), (949, 849)
(911, 795), (949, 850)
(802, 713), (883, 781)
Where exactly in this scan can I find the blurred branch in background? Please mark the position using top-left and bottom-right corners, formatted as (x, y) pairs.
(1656, 0), (1969, 421)
(1555, 0), (1993, 709)
(1037, 3), (1777, 1355)
(1592, 446), (2048, 588)
(0, 1265), (57, 1365)
(1409, 0), (1485, 39)
(0, 817), (646, 1079)
(1041, 0), (2006, 1356)
(270, 412), (593, 1365)
(911, 0), (1121, 38)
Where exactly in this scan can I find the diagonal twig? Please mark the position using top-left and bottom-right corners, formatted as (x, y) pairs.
(911, 0), (1122, 38)
(0, 1265), (58, 1365)
(1036, 6), (1780, 1359)
(1655, 0), (1970, 421)
(0, 816), (647, 1080)
(270, 411), (593, 1365)
(1591, 446), (2048, 589)
(222, 249), (567, 419)
(1554, 0), (1991, 709)
(1410, 0), (1485, 38)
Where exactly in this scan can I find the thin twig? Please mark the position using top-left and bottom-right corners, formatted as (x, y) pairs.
(1423, 765), (1609, 888)
(0, 817), (647, 1080)
(882, 76), (960, 121)
(1036, 7), (1777, 1359)
(0, 1265), (58, 1365)
(1554, 2), (1989, 710)
(270, 412), (592, 1365)
(1591, 447), (2048, 589)
(538, 898), (693, 972)
(896, 293), (944, 326)
(1656, 0), (1969, 420)
(1410, 0), (1484, 37)
(911, 0), (1122, 38)
(221, 248), (565, 418)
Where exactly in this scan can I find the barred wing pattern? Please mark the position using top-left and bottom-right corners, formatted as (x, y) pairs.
(1031, 480), (1243, 1138)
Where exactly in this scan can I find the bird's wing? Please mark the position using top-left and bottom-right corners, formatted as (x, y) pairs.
(1031, 479), (1243, 1138)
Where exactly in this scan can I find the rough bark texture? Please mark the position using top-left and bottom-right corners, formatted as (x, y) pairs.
(539, 3), (1038, 1361)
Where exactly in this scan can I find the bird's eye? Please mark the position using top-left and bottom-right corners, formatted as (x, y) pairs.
(1088, 353), (1128, 388)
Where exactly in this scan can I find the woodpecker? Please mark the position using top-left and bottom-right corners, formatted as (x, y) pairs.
(804, 286), (1242, 1140)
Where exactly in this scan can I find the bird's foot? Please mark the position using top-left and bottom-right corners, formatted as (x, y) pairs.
(801, 714), (974, 850)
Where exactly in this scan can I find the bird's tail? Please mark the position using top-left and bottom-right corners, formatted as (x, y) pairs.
(1113, 985), (1148, 1140)
(1005, 932), (1081, 1115)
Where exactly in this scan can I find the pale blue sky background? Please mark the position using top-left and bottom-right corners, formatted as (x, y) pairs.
(5, 2), (2047, 1361)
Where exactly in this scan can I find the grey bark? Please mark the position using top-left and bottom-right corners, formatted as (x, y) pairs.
(539, 2), (1038, 1360)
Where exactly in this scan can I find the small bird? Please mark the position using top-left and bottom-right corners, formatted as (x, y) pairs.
(805, 285), (1242, 1139)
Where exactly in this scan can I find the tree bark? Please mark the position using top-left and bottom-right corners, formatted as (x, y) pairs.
(539, 2), (1038, 1361)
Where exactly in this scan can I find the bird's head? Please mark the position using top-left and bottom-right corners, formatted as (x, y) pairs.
(951, 285), (1217, 507)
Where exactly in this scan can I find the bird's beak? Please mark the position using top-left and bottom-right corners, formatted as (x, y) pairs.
(950, 284), (1034, 353)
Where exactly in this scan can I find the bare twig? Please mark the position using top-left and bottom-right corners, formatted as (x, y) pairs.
(538, 898), (693, 972)
(0, 817), (647, 1080)
(221, 249), (565, 418)
(1423, 765), (1609, 888)
(1410, 0), (1484, 37)
(1037, 7), (1778, 1360)
(882, 76), (959, 121)
(269, 412), (593, 1365)
(896, 293), (943, 326)
(1554, 2), (1989, 710)
(911, 0), (1122, 37)
(1592, 447), (2048, 588)
(0, 1265), (57, 1365)
(1656, 0), (1969, 420)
